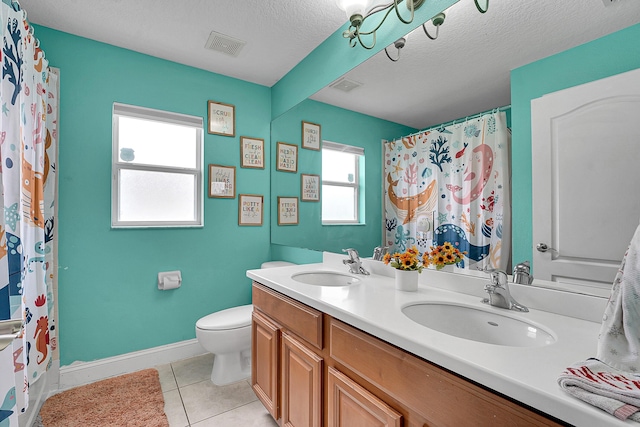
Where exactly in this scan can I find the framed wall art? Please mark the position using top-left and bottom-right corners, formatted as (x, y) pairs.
(240, 136), (265, 169)
(238, 194), (263, 226)
(208, 164), (236, 198)
(276, 142), (298, 173)
(278, 196), (299, 225)
(302, 121), (321, 150)
(207, 100), (235, 136)
(301, 174), (320, 201)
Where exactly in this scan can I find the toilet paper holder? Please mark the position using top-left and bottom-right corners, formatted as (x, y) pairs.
(158, 270), (182, 290)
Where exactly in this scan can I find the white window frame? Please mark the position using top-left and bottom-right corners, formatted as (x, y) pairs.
(321, 141), (364, 225)
(111, 103), (204, 228)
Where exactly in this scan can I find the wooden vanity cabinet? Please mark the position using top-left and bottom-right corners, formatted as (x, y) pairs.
(252, 282), (324, 427)
(252, 282), (564, 427)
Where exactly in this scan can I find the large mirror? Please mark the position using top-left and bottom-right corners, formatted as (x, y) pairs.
(269, 0), (640, 295)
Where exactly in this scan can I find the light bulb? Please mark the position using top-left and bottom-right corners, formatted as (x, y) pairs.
(335, 0), (373, 19)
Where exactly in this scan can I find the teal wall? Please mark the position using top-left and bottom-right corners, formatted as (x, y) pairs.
(270, 99), (416, 255)
(511, 23), (640, 269)
(36, 26), (272, 365)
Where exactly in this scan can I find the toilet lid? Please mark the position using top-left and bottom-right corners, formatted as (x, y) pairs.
(196, 304), (253, 331)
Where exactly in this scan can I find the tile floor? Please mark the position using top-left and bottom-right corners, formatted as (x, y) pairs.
(156, 353), (278, 427)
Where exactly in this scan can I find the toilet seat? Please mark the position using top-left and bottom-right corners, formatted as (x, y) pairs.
(196, 304), (253, 331)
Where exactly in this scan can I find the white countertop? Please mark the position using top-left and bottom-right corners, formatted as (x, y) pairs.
(246, 253), (634, 426)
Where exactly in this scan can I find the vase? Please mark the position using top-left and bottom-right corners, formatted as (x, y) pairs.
(395, 269), (419, 292)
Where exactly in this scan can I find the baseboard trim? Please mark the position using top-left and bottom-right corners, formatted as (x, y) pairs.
(58, 339), (206, 391)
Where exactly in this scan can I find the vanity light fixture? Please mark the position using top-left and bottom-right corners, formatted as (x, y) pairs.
(384, 36), (406, 62)
(422, 12), (445, 40)
(338, 0), (490, 50)
(337, 0), (426, 50)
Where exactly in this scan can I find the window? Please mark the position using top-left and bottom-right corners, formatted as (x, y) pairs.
(112, 103), (203, 228)
(322, 141), (364, 224)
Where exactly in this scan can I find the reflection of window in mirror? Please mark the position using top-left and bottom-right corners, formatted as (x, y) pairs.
(321, 141), (364, 224)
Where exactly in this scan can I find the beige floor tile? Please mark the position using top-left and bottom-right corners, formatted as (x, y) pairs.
(190, 400), (278, 427)
(172, 353), (214, 387)
(156, 363), (178, 392)
(163, 388), (189, 427)
(180, 379), (258, 424)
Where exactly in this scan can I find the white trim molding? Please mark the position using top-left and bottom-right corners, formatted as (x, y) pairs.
(58, 339), (206, 391)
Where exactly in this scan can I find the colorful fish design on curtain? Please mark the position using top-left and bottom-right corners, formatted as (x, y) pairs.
(0, 3), (58, 425)
(384, 112), (511, 271)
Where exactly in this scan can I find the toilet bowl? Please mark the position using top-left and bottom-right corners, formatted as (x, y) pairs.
(195, 261), (295, 385)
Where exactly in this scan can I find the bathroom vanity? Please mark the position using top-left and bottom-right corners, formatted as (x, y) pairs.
(247, 253), (618, 426)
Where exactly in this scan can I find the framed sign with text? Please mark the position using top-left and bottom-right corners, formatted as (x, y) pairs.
(240, 136), (265, 169)
(276, 142), (298, 173)
(208, 164), (235, 198)
(301, 174), (320, 201)
(238, 194), (263, 226)
(207, 100), (235, 136)
(302, 121), (321, 150)
(278, 196), (299, 225)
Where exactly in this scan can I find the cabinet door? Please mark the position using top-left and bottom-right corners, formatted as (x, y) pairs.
(281, 332), (322, 427)
(327, 366), (402, 427)
(252, 310), (280, 420)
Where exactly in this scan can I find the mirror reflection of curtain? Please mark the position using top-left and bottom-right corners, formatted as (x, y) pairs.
(384, 111), (510, 271)
(0, 2), (58, 424)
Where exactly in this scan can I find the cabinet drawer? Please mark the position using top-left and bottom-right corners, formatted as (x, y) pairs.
(329, 318), (560, 427)
(252, 282), (323, 349)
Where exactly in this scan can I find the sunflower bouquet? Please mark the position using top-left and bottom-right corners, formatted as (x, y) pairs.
(423, 241), (466, 270)
(383, 246), (425, 272)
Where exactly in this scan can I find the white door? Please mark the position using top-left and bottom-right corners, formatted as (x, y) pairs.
(531, 67), (640, 297)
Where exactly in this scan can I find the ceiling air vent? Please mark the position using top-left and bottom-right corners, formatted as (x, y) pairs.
(205, 31), (246, 57)
(329, 77), (362, 93)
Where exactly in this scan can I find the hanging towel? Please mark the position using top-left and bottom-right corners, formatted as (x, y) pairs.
(598, 222), (640, 373)
(557, 222), (640, 421)
(558, 359), (640, 421)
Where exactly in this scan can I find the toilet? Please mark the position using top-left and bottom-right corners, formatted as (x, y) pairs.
(195, 261), (295, 385)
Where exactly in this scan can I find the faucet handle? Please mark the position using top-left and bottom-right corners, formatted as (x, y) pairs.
(342, 248), (359, 259)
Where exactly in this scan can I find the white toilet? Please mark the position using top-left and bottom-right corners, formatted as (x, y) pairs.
(195, 261), (294, 385)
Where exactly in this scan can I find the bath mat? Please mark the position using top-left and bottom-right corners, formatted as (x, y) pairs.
(39, 368), (169, 427)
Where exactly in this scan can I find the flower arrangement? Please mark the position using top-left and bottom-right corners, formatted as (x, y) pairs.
(423, 241), (466, 270)
(383, 246), (424, 272)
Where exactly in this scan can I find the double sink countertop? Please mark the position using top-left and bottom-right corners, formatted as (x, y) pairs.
(246, 252), (628, 426)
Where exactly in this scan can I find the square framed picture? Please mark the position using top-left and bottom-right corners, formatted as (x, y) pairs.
(276, 142), (298, 173)
(208, 164), (236, 198)
(278, 197), (299, 225)
(240, 136), (265, 169)
(301, 174), (320, 201)
(302, 121), (321, 150)
(207, 100), (235, 136)
(238, 194), (264, 226)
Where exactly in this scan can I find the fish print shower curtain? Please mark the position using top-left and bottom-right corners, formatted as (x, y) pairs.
(384, 111), (510, 271)
(0, 1), (58, 425)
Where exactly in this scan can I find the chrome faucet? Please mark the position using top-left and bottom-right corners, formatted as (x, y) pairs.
(482, 270), (528, 312)
(342, 248), (370, 275)
(372, 246), (388, 261)
(512, 261), (533, 285)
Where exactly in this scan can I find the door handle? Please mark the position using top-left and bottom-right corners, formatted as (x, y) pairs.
(536, 243), (557, 253)
(0, 319), (23, 352)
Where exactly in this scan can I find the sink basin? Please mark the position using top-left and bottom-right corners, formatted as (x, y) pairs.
(402, 302), (556, 347)
(291, 271), (361, 287)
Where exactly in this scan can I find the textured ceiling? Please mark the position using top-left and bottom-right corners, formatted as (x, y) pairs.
(19, 0), (640, 129)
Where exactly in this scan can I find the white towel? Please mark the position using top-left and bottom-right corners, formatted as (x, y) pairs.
(558, 359), (640, 421)
(558, 223), (640, 421)
(597, 222), (640, 373)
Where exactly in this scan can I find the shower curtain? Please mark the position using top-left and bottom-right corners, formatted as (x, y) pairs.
(384, 111), (510, 271)
(0, 1), (58, 425)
